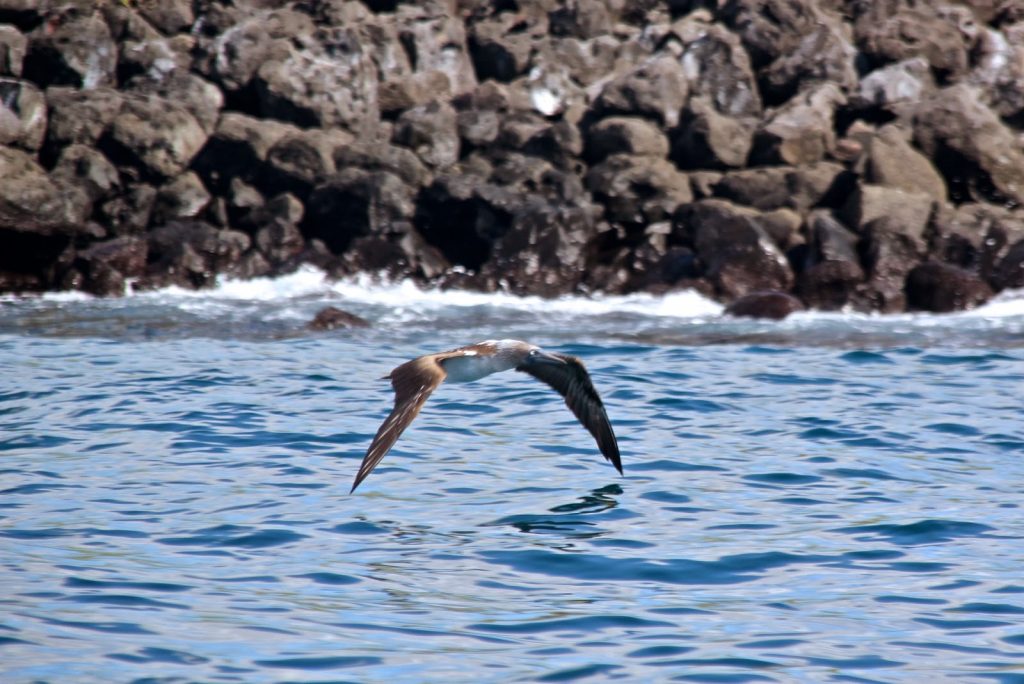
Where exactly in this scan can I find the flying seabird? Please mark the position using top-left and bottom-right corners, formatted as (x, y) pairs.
(351, 339), (621, 492)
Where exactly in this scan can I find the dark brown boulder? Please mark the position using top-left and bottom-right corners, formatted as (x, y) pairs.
(797, 212), (864, 310)
(51, 144), (120, 206)
(415, 171), (505, 272)
(303, 168), (415, 254)
(192, 113), (298, 194)
(855, 8), (969, 81)
(751, 83), (844, 166)
(760, 20), (857, 105)
(523, 120), (584, 169)
(929, 203), (1024, 279)
(394, 3), (476, 97)
(713, 162), (851, 212)
(102, 94), (209, 180)
(139, 220), (251, 289)
(135, 0), (194, 35)
(672, 96), (756, 170)
(478, 201), (598, 296)
(905, 262), (993, 313)
(593, 55), (689, 128)
(585, 116), (669, 163)
(862, 125), (946, 201)
(260, 128), (350, 200)
(725, 291), (805, 319)
(417, 170), (600, 295)
(675, 200), (794, 298)
(467, 13), (535, 83)
(309, 306), (369, 331)
(586, 154), (692, 228)
(0, 226), (74, 294)
(993, 240), (1024, 291)
(840, 184), (935, 239)
(548, 0), (614, 39)
(338, 231), (448, 281)
(392, 100), (460, 170)
(254, 26), (378, 133)
(720, 0), (821, 67)
(682, 24), (762, 119)
(0, 145), (89, 236)
(151, 173), (212, 226)
(333, 141), (431, 189)
(73, 236), (148, 296)
(44, 86), (124, 155)
(97, 184), (157, 238)
(859, 216), (925, 313)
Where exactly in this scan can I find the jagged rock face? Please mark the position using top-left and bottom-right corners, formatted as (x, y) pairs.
(0, 0), (1021, 314)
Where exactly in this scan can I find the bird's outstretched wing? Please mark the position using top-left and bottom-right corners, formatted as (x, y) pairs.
(517, 354), (622, 473)
(351, 355), (447, 492)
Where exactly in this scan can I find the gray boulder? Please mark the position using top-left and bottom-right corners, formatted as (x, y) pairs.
(104, 94), (209, 179)
(0, 77), (44, 150)
(22, 12), (117, 88)
(913, 84), (1024, 206)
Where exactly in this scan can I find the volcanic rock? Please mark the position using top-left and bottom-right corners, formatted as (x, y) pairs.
(309, 306), (370, 331)
(905, 261), (993, 312)
(725, 290), (805, 319)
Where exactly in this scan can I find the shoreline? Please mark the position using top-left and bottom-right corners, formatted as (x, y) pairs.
(1, 0), (1023, 317)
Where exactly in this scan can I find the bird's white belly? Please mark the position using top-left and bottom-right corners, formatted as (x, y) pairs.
(442, 354), (515, 383)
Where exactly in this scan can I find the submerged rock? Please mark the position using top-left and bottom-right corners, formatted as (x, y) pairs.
(725, 291), (805, 320)
(905, 262), (993, 313)
(309, 306), (370, 331)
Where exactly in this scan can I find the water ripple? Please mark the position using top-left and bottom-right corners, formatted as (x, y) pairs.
(1, 337), (1022, 682)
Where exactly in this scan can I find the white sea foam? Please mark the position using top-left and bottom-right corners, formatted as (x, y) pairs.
(324, 271), (724, 318)
(100, 266), (724, 319)
(11, 266), (1024, 327)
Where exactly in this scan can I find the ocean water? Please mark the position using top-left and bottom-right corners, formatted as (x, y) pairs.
(2, 268), (1024, 683)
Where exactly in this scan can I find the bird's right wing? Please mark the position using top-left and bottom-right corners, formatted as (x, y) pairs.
(351, 355), (447, 492)
(518, 354), (622, 474)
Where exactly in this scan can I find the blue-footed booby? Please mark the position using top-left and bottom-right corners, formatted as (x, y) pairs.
(352, 339), (621, 492)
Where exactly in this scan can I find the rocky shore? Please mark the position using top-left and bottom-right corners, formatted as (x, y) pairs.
(2, 0), (1023, 314)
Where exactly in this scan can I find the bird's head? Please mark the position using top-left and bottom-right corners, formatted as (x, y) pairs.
(522, 345), (567, 366)
(488, 339), (567, 368)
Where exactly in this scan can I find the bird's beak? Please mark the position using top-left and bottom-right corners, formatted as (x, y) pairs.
(531, 351), (567, 365)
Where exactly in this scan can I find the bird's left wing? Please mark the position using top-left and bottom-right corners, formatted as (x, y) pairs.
(517, 354), (622, 473)
(351, 355), (448, 492)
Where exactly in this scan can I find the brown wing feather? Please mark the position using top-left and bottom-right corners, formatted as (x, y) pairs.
(517, 354), (622, 474)
(351, 355), (447, 492)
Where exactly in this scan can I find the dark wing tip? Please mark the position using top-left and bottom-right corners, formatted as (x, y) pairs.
(520, 354), (623, 475)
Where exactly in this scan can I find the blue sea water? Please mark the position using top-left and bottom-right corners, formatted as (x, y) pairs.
(2, 269), (1024, 683)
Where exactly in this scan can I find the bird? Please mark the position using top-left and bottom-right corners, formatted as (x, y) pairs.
(351, 339), (621, 492)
